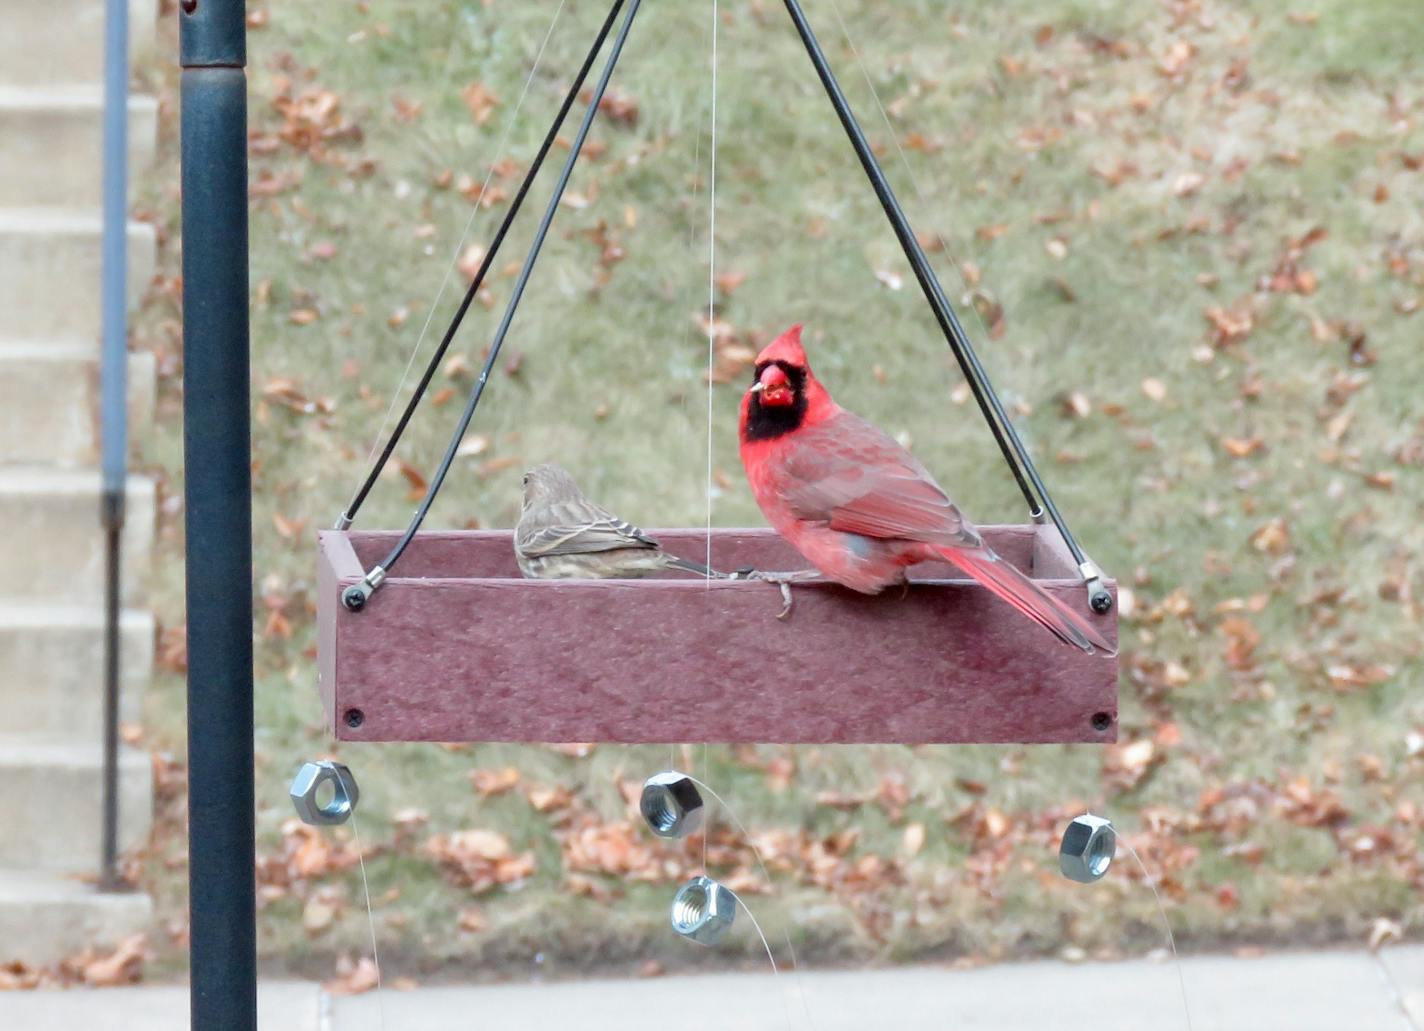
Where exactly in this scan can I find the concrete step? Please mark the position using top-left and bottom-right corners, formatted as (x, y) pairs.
(0, 341), (155, 467)
(0, 0), (156, 89)
(0, 209), (154, 341)
(0, 867), (151, 965)
(0, 469), (153, 606)
(0, 88), (157, 209)
(0, 740), (151, 873)
(0, 604), (152, 741)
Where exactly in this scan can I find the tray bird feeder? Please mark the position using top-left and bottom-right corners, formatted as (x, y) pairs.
(318, 526), (1116, 744)
(313, 0), (1119, 746)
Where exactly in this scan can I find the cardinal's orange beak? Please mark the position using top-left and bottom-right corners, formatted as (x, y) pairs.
(753, 364), (795, 407)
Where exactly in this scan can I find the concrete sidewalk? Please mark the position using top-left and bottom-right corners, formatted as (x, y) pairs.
(0, 946), (1419, 1029)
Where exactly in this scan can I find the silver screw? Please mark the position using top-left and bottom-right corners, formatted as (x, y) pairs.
(640, 771), (705, 839)
(670, 875), (736, 946)
(290, 760), (360, 826)
(1059, 813), (1115, 883)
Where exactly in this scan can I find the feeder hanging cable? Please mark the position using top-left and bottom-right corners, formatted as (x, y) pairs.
(782, 0), (1111, 612)
(343, 0), (644, 610)
(337, 0), (627, 530)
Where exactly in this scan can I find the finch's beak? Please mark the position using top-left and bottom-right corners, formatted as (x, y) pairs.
(748, 381), (766, 394)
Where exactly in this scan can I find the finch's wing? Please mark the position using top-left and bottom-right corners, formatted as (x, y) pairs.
(777, 411), (981, 547)
(517, 497), (661, 557)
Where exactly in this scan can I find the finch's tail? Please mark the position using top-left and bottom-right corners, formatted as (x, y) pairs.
(660, 553), (725, 579)
(934, 545), (1117, 657)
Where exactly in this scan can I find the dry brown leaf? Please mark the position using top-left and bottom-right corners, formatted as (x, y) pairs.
(395, 459), (428, 501)
(471, 767), (521, 797)
(1060, 391), (1091, 419)
(81, 935), (149, 987)
(715, 270), (748, 295)
(525, 784), (573, 813)
(595, 88), (639, 126)
(1105, 739), (1159, 790)
(1221, 436), (1263, 458)
(272, 512), (307, 540)
(326, 956), (380, 996)
(1249, 517), (1291, 555)
(457, 243), (486, 283)
(426, 829), (536, 895)
(1220, 617), (1261, 670)
(461, 82), (500, 125)
(1158, 39), (1195, 77)
(477, 456), (521, 478)
(1205, 303), (1255, 346)
(1173, 171), (1205, 197)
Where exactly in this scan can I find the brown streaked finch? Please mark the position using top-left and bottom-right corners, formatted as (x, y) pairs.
(515, 463), (732, 581)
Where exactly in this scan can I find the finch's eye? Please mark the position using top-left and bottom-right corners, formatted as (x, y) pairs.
(522, 475), (529, 487)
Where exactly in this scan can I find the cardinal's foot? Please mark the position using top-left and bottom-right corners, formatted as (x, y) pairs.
(744, 569), (818, 619)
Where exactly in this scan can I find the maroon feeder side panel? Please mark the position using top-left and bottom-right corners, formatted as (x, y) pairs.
(316, 527), (1117, 745)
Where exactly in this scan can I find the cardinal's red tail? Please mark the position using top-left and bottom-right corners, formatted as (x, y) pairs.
(935, 545), (1118, 657)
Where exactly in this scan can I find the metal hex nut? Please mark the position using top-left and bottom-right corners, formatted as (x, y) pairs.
(290, 760), (360, 826)
(640, 772), (705, 839)
(670, 875), (736, 946)
(1059, 813), (1115, 884)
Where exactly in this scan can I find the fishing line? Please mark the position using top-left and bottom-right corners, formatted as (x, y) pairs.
(704, 0), (720, 582)
(1370, 950), (1417, 1030)
(683, 773), (818, 1030)
(701, 742), (710, 873)
(365, 0), (569, 464)
(726, 887), (800, 1031)
(1120, 837), (1194, 1031)
(349, 810), (386, 1030)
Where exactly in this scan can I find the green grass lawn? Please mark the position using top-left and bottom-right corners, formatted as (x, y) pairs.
(132, 0), (1424, 983)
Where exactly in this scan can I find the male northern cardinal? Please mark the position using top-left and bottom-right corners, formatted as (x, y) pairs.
(516, 463), (727, 580)
(738, 325), (1115, 655)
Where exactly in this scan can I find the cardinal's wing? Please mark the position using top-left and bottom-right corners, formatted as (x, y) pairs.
(777, 411), (981, 547)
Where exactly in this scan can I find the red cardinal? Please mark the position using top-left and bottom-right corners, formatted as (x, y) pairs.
(738, 324), (1115, 656)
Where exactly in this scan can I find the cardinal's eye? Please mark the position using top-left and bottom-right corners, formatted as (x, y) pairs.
(522, 475), (529, 486)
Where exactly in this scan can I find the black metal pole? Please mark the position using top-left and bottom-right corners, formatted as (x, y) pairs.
(180, 1), (257, 1028)
(338, 0), (626, 530)
(782, 0), (1111, 610)
(344, 0), (645, 608)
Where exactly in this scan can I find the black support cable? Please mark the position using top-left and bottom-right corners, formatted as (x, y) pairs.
(782, 0), (1110, 608)
(343, 0), (644, 609)
(338, 0), (626, 529)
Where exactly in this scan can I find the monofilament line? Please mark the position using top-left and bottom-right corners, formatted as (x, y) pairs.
(684, 773), (817, 1029)
(704, 0), (720, 581)
(349, 812), (386, 1030)
(1121, 838), (1194, 1030)
(365, 0), (568, 464)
